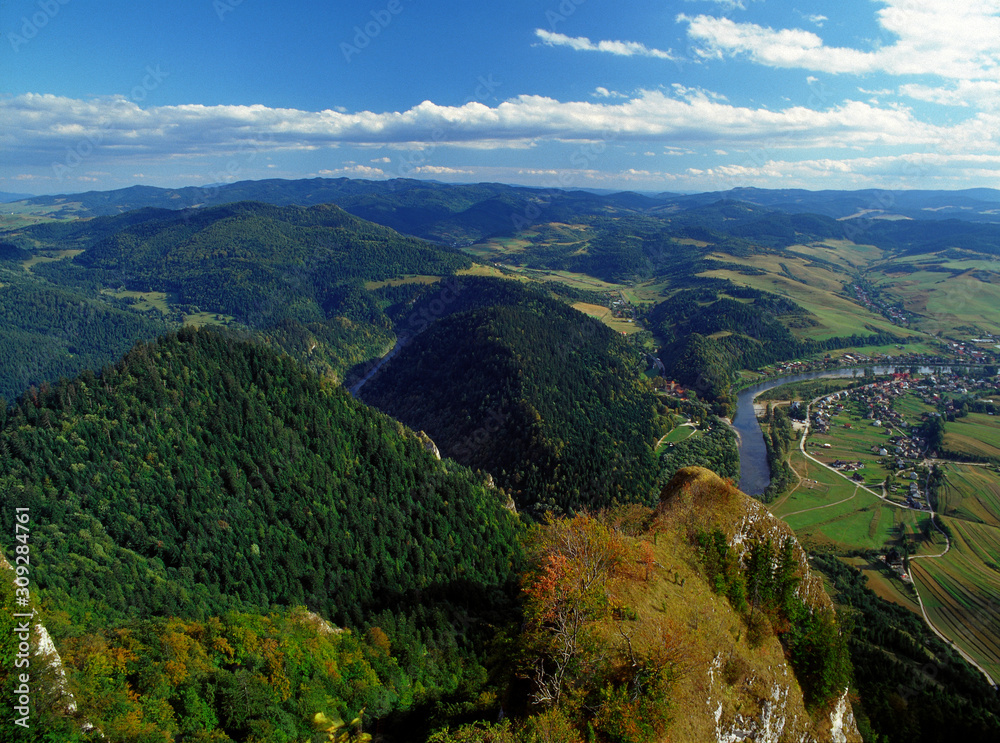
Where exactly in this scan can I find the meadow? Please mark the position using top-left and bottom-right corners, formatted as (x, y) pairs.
(772, 451), (933, 553)
(698, 257), (923, 341)
(870, 251), (1000, 337)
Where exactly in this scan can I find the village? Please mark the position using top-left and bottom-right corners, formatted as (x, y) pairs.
(804, 370), (1000, 513)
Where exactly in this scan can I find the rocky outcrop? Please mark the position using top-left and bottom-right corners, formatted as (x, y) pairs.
(652, 467), (862, 743)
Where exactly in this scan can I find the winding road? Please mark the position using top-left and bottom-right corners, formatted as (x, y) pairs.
(795, 394), (997, 687)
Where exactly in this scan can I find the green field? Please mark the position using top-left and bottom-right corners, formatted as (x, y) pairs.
(893, 394), (939, 420)
(841, 555), (922, 613)
(656, 424), (696, 453)
(363, 275), (443, 289)
(20, 249), (84, 273)
(699, 262), (923, 342)
(910, 516), (1000, 683)
(772, 451), (933, 552)
(807, 411), (895, 487)
(788, 240), (887, 269)
(938, 464), (1000, 526)
(100, 289), (173, 316)
(775, 435), (943, 540)
(571, 302), (642, 335)
(871, 251), (1000, 337)
(944, 412), (1000, 461)
(183, 311), (234, 327)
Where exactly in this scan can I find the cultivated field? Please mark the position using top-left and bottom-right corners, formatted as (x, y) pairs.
(698, 259), (922, 341)
(871, 251), (1000, 337)
(910, 516), (1000, 683)
(937, 464), (1000, 526)
(773, 451), (933, 553)
(570, 302), (642, 335)
(944, 412), (1000, 461)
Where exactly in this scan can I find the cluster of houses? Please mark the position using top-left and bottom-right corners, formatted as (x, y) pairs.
(810, 379), (932, 507)
(609, 294), (636, 321)
(913, 373), (1000, 411)
(949, 339), (998, 364)
(850, 283), (912, 326)
(830, 459), (864, 473)
(904, 481), (926, 510)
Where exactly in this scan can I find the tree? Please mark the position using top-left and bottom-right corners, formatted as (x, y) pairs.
(522, 515), (632, 707)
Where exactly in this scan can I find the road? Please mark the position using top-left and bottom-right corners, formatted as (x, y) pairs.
(795, 394), (997, 687)
(348, 335), (410, 396)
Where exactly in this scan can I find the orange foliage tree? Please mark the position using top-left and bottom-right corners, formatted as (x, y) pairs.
(521, 514), (634, 708)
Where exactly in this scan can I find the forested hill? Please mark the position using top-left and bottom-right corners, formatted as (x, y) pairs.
(0, 200), (472, 400)
(36, 200), (471, 325)
(0, 327), (521, 625)
(361, 279), (661, 513)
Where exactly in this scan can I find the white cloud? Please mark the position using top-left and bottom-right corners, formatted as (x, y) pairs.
(317, 165), (385, 178)
(689, 152), (1000, 190)
(2, 89), (987, 167)
(680, 2), (1000, 84)
(409, 165), (475, 175)
(534, 29), (678, 60)
(900, 80), (1000, 109)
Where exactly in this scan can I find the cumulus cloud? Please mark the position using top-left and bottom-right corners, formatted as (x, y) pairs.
(900, 80), (1000, 109)
(534, 29), (678, 60)
(5, 88), (976, 167)
(680, 1), (1000, 83)
(317, 165), (385, 178)
(409, 165), (475, 175)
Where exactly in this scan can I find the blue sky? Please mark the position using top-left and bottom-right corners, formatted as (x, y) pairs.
(3, 0), (1000, 194)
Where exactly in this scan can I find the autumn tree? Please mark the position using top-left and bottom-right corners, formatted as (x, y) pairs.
(522, 514), (633, 708)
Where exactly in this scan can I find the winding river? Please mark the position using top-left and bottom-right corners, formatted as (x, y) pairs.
(734, 365), (957, 495)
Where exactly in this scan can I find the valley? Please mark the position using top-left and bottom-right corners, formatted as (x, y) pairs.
(2, 178), (1000, 741)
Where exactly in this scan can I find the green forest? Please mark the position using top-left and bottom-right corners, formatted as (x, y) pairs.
(361, 279), (662, 513)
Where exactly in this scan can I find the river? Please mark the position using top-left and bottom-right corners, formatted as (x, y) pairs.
(734, 365), (958, 495)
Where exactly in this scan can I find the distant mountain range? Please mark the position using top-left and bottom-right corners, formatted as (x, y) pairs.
(13, 178), (1000, 228)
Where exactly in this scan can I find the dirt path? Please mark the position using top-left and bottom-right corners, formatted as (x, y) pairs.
(780, 485), (860, 518)
(654, 423), (696, 451)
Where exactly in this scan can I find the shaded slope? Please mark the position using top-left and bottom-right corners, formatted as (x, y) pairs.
(361, 285), (660, 513)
